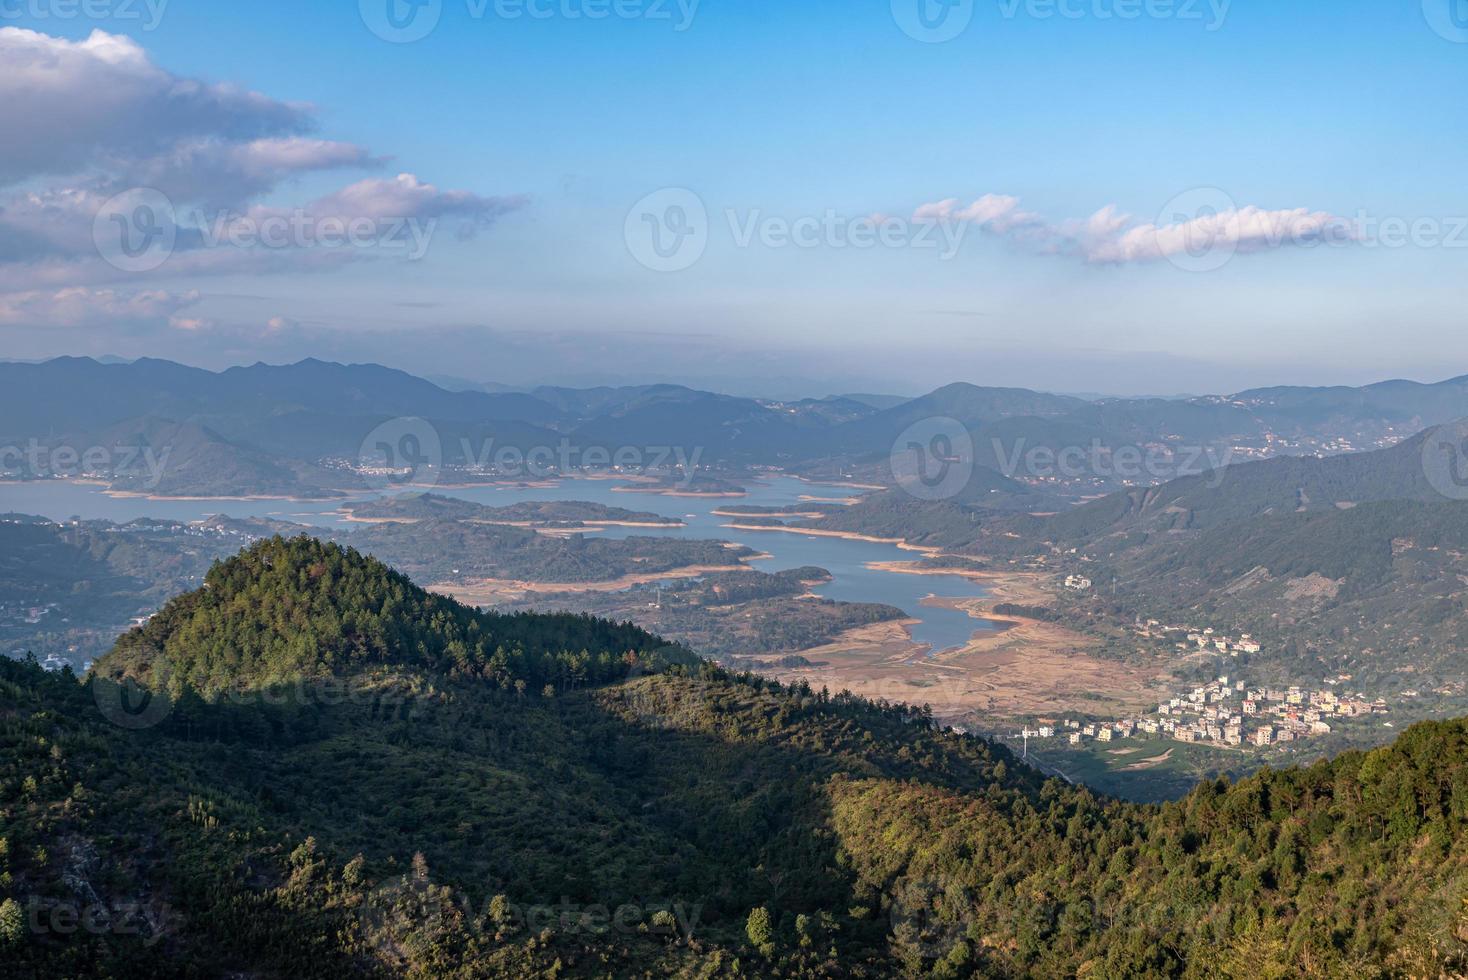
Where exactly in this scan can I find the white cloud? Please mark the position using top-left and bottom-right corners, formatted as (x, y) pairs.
(1088, 205), (1348, 264)
(913, 194), (1042, 233)
(913, 193), (1353, 265)
(0, 287), (201, 328)
(0, 28), (311, 187)
(307, 173), (525, 232)
(118, 138), (382, 207)
(0, 29), (525, 296)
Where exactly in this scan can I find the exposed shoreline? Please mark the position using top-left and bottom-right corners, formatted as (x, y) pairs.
(719, 523), (942, 553)
(337, 513), (685, 530)
(612, 486), (749, 499)
(753, 567), (1167, 724)
(430, 561), (759, 605)
(103, 489), (347, 503)
(792, 476), (887, 491)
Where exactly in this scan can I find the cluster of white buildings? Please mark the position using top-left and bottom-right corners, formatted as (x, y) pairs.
(1130, 619), (1262, 657)
(1036, 674), (1390, 751)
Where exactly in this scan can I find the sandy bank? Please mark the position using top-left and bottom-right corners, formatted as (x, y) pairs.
(430, 562), (758, 605)
(719, 523), (942, 553)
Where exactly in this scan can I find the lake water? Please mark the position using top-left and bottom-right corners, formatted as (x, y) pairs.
(0, 477), (994, 653)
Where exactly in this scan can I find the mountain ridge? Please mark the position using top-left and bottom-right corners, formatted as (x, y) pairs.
(2, 537), (1464, 976)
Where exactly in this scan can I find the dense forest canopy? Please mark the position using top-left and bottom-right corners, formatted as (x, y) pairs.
(2, 537), (1466, 976)
(98, 535), (698, 697)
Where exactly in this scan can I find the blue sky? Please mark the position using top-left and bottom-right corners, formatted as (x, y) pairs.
(2, 0), (1466, 396)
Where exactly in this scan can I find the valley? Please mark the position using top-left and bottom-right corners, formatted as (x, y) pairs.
(5, 360), (1468, 809)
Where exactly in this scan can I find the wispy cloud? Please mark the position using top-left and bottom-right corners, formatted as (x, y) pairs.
(0, 28), (311, 188)
(913, 193), (1353, 265)
(0, 286), (201, 328)
(0, 27), (525, 304)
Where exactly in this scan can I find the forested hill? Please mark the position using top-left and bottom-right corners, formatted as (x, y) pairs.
(4, 538), (1468, 976)
(997, 428), (1444, 547)
(96, 535), (696, 696)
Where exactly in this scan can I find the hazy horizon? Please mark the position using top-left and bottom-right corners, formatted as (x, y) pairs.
(3, 4), (1466, 395)
(8, 348), (1468, 404)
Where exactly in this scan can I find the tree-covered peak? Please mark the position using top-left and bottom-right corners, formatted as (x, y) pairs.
(94, 535), (695, 696)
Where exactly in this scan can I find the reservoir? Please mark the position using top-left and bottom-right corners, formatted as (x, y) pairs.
(0, 477), (995, 654)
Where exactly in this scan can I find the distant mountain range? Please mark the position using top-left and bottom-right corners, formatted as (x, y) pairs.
(1, 356), (1465, 498)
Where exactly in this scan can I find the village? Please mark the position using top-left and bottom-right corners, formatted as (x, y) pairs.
(1020, 615), (1392, 752)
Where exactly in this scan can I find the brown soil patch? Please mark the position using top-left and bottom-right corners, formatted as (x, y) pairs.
(749, 571), (1169, 725)
(1120, 748), (1174, 771)
(431, 563), (756, 605)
